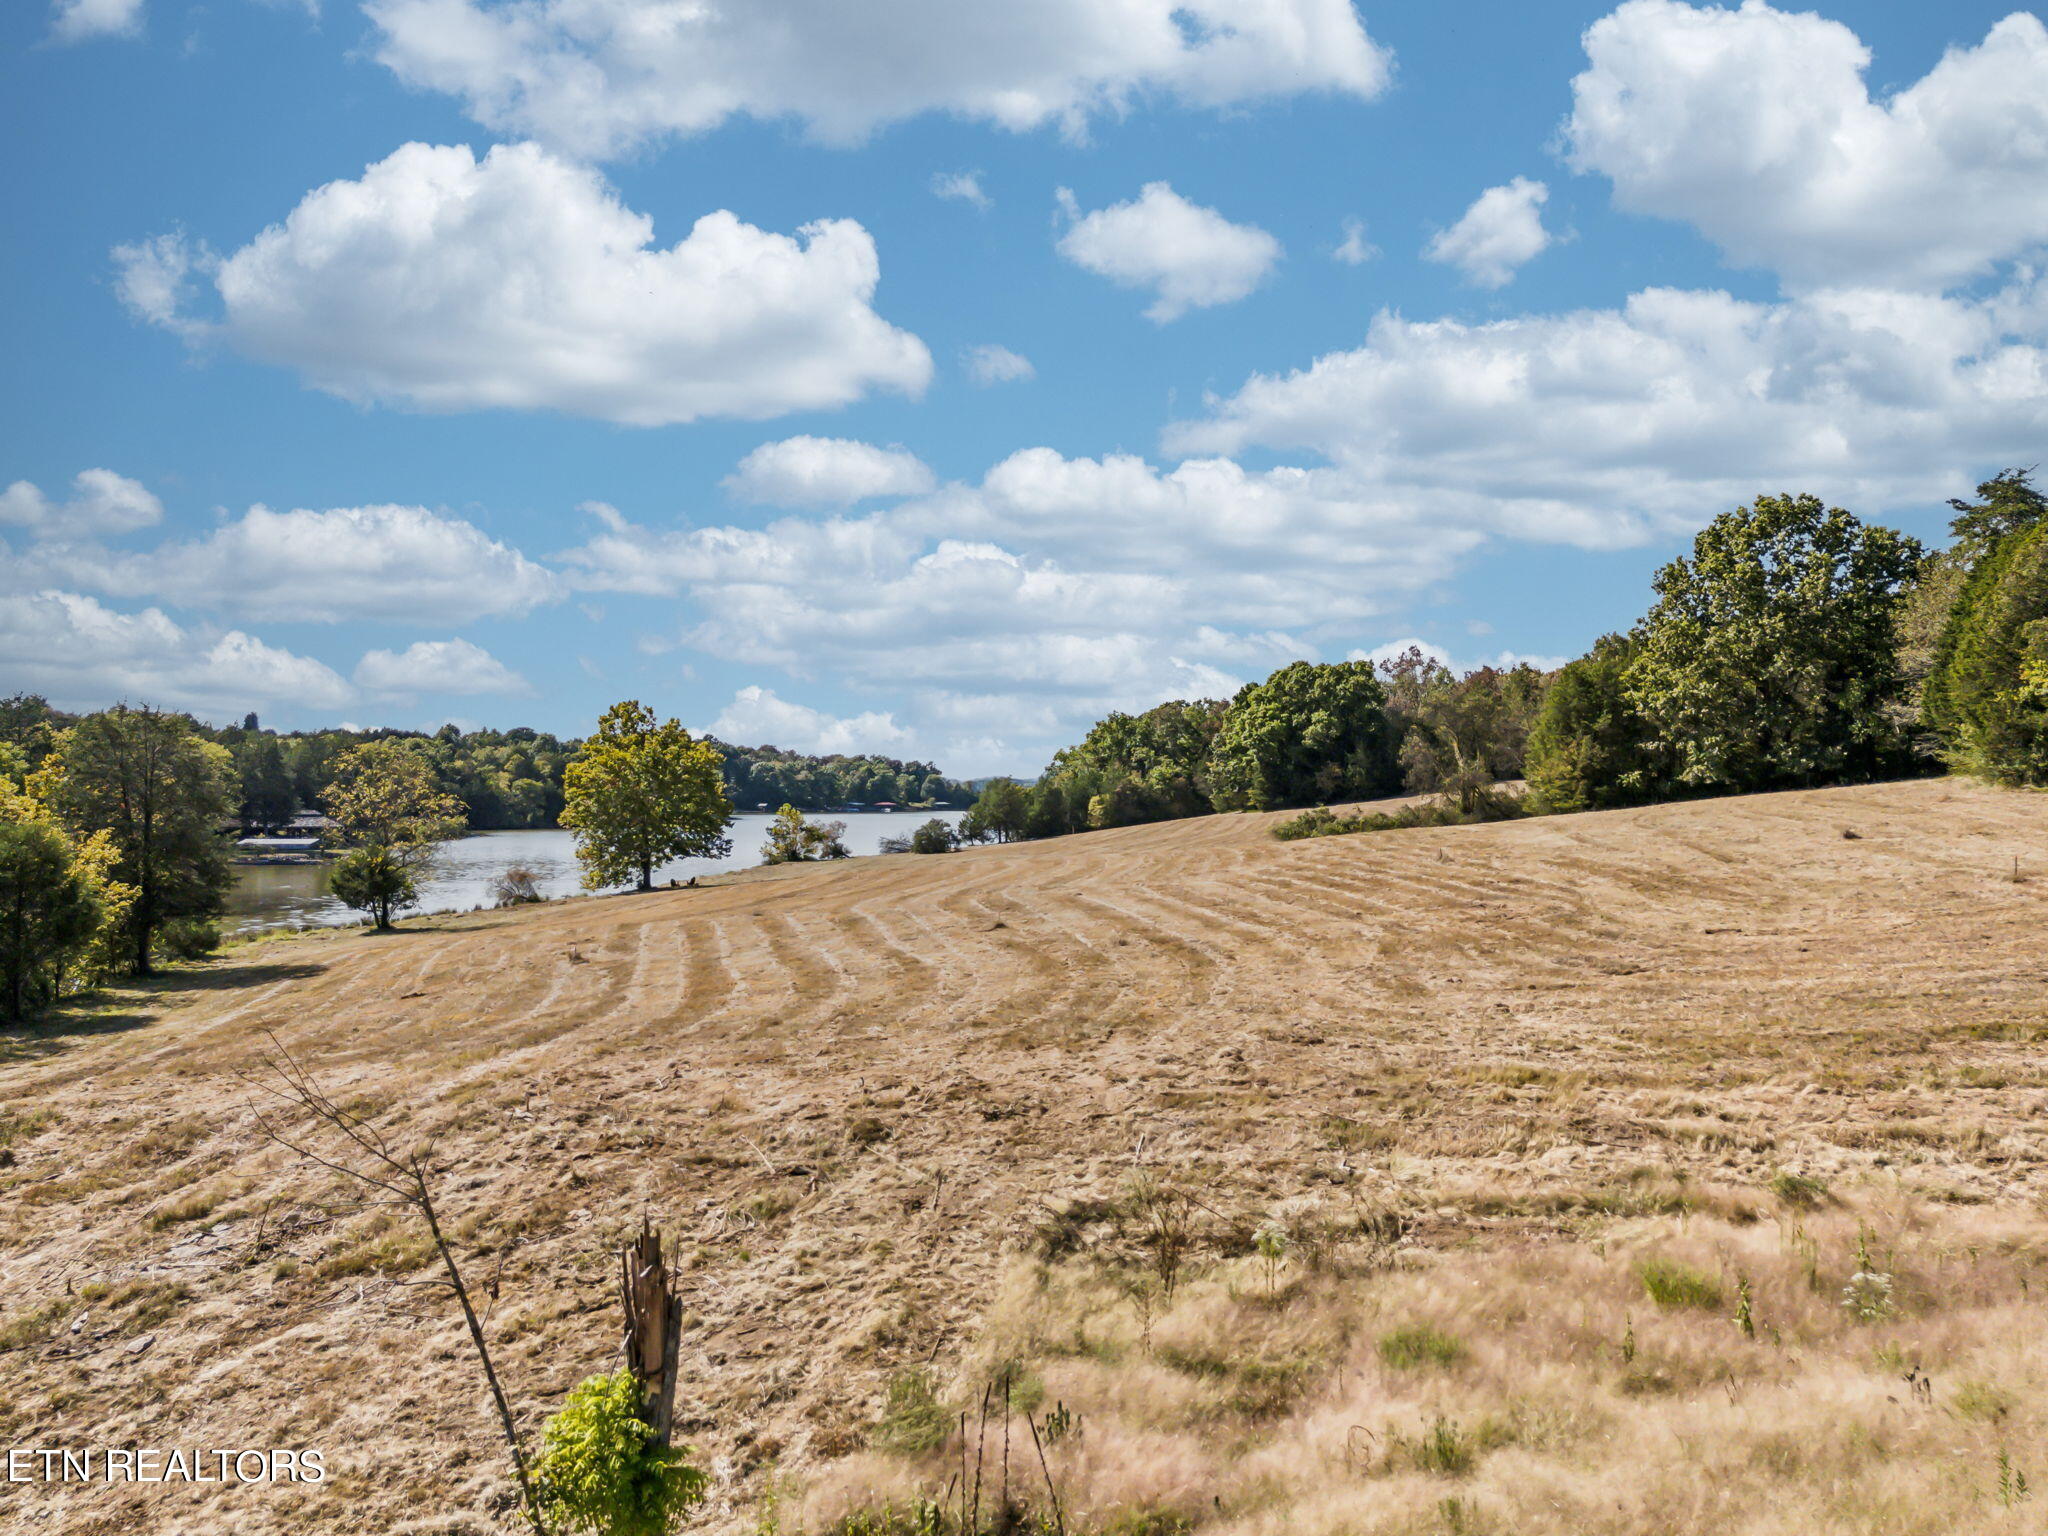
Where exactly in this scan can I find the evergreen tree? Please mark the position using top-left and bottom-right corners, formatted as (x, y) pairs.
(234, 734), (298, 827)
(1924, 520), (2048, 784)
(1525, 635), (1667, 812)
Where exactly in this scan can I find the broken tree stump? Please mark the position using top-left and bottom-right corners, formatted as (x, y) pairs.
(619, 1218), (683, 1445)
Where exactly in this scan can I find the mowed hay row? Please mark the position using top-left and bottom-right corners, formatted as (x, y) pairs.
(0, 777), (2044, 1534)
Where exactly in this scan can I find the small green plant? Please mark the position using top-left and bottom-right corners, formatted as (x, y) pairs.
(1998, 1449), (2031, 1507)
(1734, 1274), (1756, 1338)
(1636, 1257), (1724, 1310)
(533, 1368), (707, 1536)
(153, 916), (220, 962)
(1620, 1314), (1636, 1364)
(1787, 1223), (1825, 1293)
(1842, 1226), (1896, 1323)
(1378, 1325), (1466, 1370)
(1408, 1416), (1474, 1476)
(830, 1501), (959, 1536)
(1039, 1400), (1079, 1445)
(1956, 1379), (2014, 1423)
(1769, 1170), (1828, 1208)
(1254, 1221), (1288, 1296)
(873, 1367), (953, 1456)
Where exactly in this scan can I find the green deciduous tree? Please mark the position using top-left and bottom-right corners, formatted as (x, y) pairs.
(961, 778), (1032, 842)
(909, 816), (958, 854)
(561, 703), (733, 891)
(323, 740), (468, 848)
(1039, 698), (1227, 830)
(1377, 648), (1549, 811)
(329, 845), (422, 932)
(1205, 660), (1399, 812)
(43, 705), (236, 975)
(321, 741), (468, 931)
(0, 820), (105, 1022)
(759, 804), (851, 864)
(1947, 467), (2048, 568)
(1625, 495), (1922, 793)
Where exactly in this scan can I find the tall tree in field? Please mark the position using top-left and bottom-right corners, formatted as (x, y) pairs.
(1626, 495), (1922, 793)
(561, 703), (732, 891)
(322, 741), (468, 930)
(44, 705), (235, 975)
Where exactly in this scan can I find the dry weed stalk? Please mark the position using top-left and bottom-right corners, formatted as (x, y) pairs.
(238, 1030), (546, 1536)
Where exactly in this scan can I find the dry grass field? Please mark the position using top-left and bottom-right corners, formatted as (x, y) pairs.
(3, 777), (2048, 1535)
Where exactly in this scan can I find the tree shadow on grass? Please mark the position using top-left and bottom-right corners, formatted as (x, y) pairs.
(0, 960), (327, 1066)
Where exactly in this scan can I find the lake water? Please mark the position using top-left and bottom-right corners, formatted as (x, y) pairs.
(224, 811), (963, 934)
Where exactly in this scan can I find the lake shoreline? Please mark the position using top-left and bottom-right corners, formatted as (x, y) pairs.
(225, 812), (966, 935)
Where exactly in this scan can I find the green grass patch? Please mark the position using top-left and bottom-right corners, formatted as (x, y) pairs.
(871, 1368), (952, 1456)
(1635, 1257), (1724, 1310)
(1377, 1324), (1466, 1370)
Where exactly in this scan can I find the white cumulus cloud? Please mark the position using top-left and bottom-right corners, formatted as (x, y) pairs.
(964, 344), (1035, 385)
(1333, 218), (1377, 266)
(1056, 182), (1282, 322)
(115, 141), (931, 425)
(1565, 2), (2048, 291)
(30, 502), (559, 625)
(723, 437), (936, 508)
(1168, 282), (2048, 543)
(554, 446), (1488, 773)
(50, 0), (144, 43)
(0, 469), (163, 535)
(711, 685), (915, 756)
(365, 0), (1391, 158)
(931, 170), (990, 209)
(1348, 638), (1568, 674)
(0, 590), (354, 716)
(354, 638), (533, 696)
(1425, 178), (1552, 289)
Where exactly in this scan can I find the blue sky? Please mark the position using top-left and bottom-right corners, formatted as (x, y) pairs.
(5, 0), (2047, 775)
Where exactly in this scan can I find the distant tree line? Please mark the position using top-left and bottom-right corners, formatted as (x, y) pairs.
(957, 475), (2048, 850)
(715, 744), (966, 813)
(0, 706), (970, 835)
(951, 653), (1551, 846)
